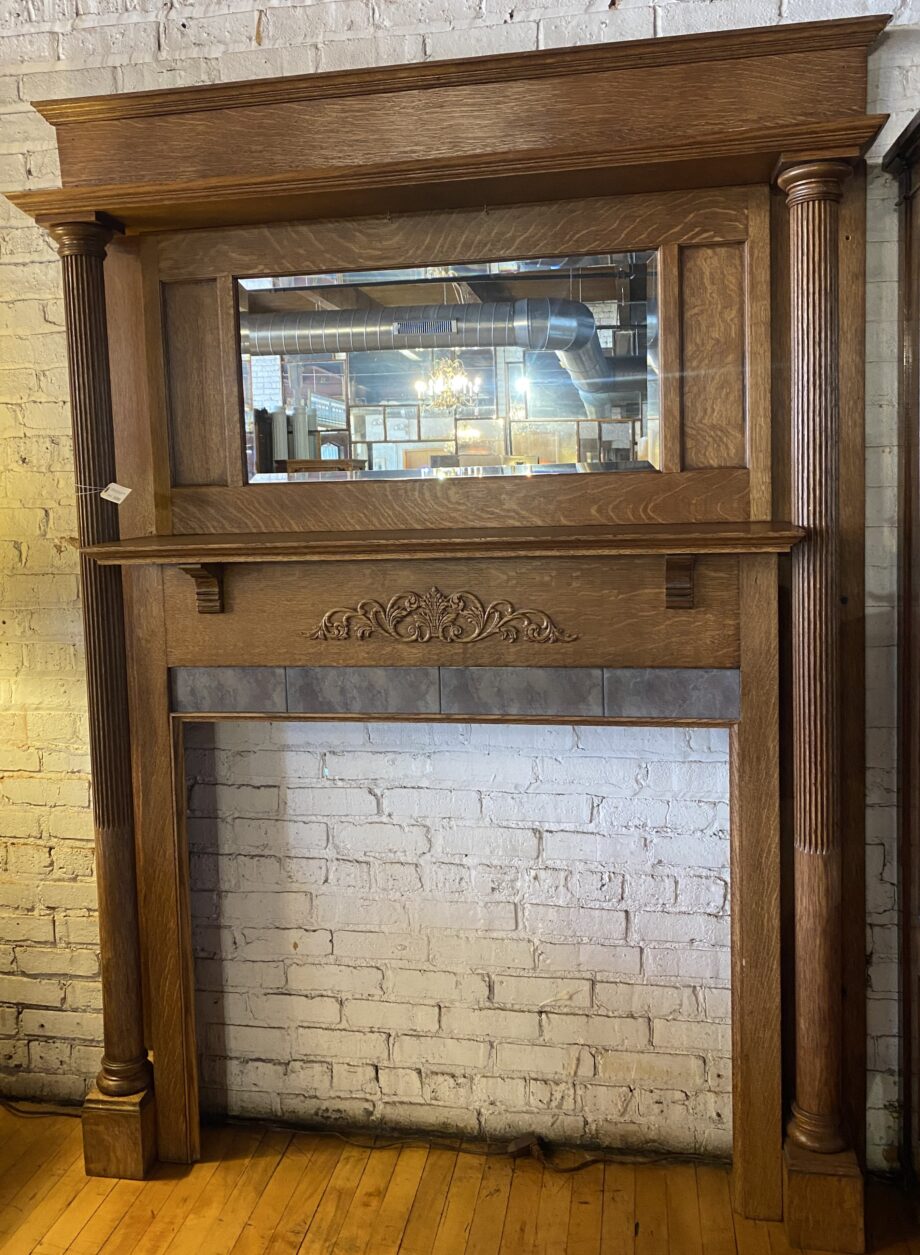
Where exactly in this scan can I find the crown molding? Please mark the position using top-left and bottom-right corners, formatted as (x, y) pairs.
(6, 115), (887, 234)
(30, 16), (890, 128)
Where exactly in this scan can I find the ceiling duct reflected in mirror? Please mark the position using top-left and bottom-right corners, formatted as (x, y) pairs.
(237, 250), (658, 483)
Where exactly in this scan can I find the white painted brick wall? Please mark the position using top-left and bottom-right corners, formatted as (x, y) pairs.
(0, 0), (911, 1169)
(187, 721), (732, 1153)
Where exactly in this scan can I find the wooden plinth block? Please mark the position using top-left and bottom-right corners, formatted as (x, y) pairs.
(82, 1084), (157, 1179)
(783, 1142), (865, 1254)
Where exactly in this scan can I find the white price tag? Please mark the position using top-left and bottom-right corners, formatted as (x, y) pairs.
(100, 483), (131, 504)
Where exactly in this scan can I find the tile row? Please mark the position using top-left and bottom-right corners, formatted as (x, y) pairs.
(170, 666), (740, 722)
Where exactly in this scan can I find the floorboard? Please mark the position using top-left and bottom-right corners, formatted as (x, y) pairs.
(0, 1112), (914, 1253)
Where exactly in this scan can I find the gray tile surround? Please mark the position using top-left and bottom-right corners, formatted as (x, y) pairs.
(171, 667), (286, 713)
(603, 668), (741, 722)
(170, 666), (741, 722)
(286, 667), (440, 715)
(440, 666), (603, 717)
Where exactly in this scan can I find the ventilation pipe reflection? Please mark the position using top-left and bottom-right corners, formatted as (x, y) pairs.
(240, 298), (621, 419)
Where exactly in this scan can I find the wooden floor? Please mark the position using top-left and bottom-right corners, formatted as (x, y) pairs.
(0, 1109), (916, 1254)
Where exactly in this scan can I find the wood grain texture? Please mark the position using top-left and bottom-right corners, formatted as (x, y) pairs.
(123, 562), (199, 1164)
(50, 221), (151, 1103)
(33, 17), (889, 127)
(2, 1111), (915, 1252)
(81, 1087), (156, 1180)
(163, 279), (228, 486)
(783, 1143), (865, 1254)
(730, 554), (782, 1220)
(770, 189), (792, 523)
(138, 235), (175, 535)
(170, 470), (751, 537)
(744, 186), (773, 519)
(153, 187), (750, 283)
(84, 521), (803, 566)
(777, 159), (851, 1158)
(49, 48), (878, 191)
(160, 555), (740, 670)
(191, 186), (753, 518)
(104, 236), (160, 536)
(680, 244), (746, 469)
(177, 563), (224, 613)
(217, 274), (247, 489)
(665, 554), (696, 609)
(8, 114), (885, 234)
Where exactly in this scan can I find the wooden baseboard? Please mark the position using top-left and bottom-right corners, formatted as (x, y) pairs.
(82, 1085), (157, 1179)
(784, 1141), (865, 1253)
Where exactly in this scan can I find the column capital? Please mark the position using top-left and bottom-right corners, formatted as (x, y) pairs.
(49, 220), (113, 259)
(47, 213), (123, 259)
(776, 159), (854, 207)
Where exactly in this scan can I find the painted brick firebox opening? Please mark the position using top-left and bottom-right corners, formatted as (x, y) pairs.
(186, 720), (731, 1155)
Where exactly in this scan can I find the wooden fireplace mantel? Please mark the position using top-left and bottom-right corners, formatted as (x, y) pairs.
(86, 524), (804, 618)
(5, 15), (885, 1252)
(83, 521), (805, 565)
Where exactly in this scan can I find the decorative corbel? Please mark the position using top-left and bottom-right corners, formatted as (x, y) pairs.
(665, 555), (695, 609)
(178, 563), (224, 613)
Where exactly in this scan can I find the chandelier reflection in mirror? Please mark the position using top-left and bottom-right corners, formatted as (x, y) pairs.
(238, 250), (659, 482)
(415, 355), (482, 410)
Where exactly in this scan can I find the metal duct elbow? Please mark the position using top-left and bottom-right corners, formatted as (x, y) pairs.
(240, 298), (622, 418)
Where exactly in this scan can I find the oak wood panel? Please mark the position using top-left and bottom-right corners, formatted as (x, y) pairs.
(217, 275), (246, 489)
(155, 187), (752, 282)
(161, 555), (740, 669)
(34, 18), (888, 128)
(170, 469), (751, 536)
(84, 521), (802, 566)
(8, 115), (885, 234)
(729, 553), (782, 1220)
(138, 235), (175, 535)
(105, 236), (160, 537)
(680, 244), (746, 470)
(770, 188), (792, 522)
(163, 279), (228, 487)
(745, 186), (773, 519)
(123, 563), (199, 1164)
(51, 48), (875, 191)
(838, 164), (867, 1162)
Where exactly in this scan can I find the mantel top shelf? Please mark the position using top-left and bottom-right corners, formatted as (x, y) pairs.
(84, 522), (804, 567)
(30, 15), (889, 126)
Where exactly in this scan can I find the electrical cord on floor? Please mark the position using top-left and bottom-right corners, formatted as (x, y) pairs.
(0, 1096), (81, 1119)
(228, 1116), (721, 1175)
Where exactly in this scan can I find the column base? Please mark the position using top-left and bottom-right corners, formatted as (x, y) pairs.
(82, 1084), (157, 1179)
(784, 1141), (864, 1254)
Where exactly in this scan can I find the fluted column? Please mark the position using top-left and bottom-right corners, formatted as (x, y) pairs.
(50, 221), (151, 1100)
(777, 161), (852, 1155)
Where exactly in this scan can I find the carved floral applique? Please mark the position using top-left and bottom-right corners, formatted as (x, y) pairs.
(308, 586), (577, 644)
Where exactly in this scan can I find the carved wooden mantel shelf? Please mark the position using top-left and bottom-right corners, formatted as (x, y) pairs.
(84, 521), (804, 566)
(86, 523), (804, 614)
(5, 12), (884, 1252)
